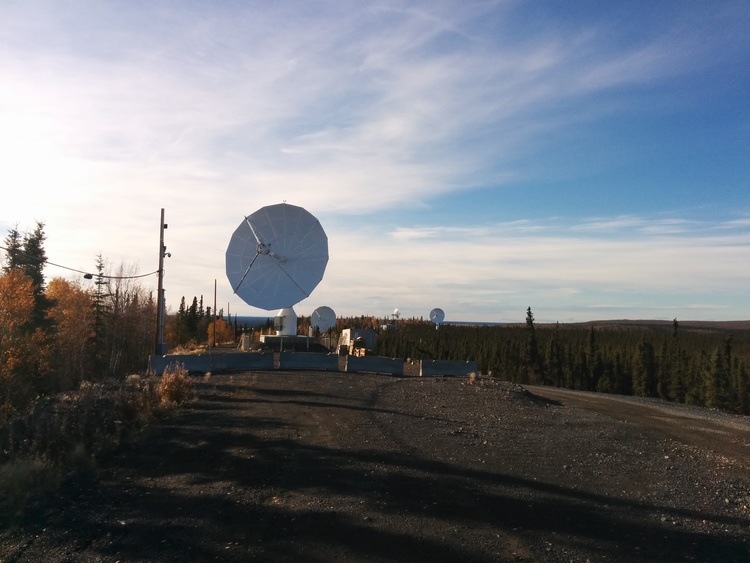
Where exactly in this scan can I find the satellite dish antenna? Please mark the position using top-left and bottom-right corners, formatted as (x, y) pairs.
(225, 203), (329, 311)
(311, 306), (336, 333)
(430, 307), (445, 325)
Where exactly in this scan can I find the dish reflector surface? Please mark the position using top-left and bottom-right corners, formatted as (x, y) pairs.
(429, 308), (445, 324)
(226, 203), (328, 311)
(311, 306), (336, 333)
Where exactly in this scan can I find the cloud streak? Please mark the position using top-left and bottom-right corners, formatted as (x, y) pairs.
(1, 1), (748, 323)
(316, 214), (749, 321)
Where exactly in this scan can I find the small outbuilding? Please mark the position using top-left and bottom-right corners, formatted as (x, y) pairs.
(337, 329), (377, 355)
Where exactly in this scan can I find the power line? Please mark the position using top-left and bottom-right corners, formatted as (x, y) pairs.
(0, 245), (159, 280)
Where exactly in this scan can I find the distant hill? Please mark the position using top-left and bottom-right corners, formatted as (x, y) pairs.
(552, 319), (750, 332)
(230, 315), (273, 328)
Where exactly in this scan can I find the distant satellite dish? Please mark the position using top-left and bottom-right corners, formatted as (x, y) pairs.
(226, 203), (328, 311)
(311, 306), (336, 333)
(429, 308), (445, 325)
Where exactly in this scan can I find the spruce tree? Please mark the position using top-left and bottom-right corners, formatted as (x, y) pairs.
(2, 226), (22, 272)
(3, 222), (54, 332)
(188, 296), (199, 340)
(20, 222), (47, 290)
(91, 254), (111, 379)
(525, 307), (544, 384)
(545, 323), (563, 387)
(668, 319), (684, 401)
(30, 224), (55, 329)
(633, 336), (657, 397)
(176, 296), (187, 345)
(587, 326), (604, 390)
(1, 223), (55, 392)
(704, 344), (729, 409)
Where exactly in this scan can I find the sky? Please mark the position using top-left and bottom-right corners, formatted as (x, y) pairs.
(1, 0), (749, 324)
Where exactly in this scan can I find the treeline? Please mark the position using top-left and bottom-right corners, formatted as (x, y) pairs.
(374, 310), (750, 415)
(166, 296), (212, 346)
(164, 296), (241, 348)
(0, 223), (156, 419)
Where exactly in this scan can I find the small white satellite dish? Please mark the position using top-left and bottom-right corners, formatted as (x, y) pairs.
(311, 306), (336, 333)
(429, 307), (445, 325)
(226, 203), (329, 311)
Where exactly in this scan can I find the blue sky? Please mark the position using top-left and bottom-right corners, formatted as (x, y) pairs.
(1, 1), (748, 323)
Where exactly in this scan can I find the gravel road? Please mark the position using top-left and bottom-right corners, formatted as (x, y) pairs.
(1, 372), (748, 562)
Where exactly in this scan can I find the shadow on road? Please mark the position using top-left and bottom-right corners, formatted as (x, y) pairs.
(10, 373), (750, 562)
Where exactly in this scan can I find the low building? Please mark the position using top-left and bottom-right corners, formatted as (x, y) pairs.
(336, 328), (377, 355)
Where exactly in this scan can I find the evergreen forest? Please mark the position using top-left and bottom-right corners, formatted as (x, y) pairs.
(374, 309), (750, 415)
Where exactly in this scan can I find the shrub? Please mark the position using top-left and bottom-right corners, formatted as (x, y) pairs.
(125, 373), (142, 385)
(115, 377), (159, 426)
(0, 457), (57, 517)
(157, 363), (194, 406)
(0, 369), (194, 521)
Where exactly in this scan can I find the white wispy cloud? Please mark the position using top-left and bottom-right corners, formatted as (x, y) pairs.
(306, 212), (750, 321)
(1, 2), (712, 213)
(1, 1), (747, 322)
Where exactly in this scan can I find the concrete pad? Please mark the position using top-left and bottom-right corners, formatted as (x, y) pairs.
(346, 355), (404, 376)
(278, 352), (340, 371)
(148, 352), (274, 375)
(419, 360), (478, 377)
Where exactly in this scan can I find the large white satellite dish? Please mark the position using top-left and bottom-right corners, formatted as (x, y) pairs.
(311, 306), (336, 333)
(226, 203), (328, 311)
(429, 307), (445, 325)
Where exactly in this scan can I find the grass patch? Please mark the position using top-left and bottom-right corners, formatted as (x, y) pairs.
(0, 370), (196, 522)
(0, 457), (58, 518)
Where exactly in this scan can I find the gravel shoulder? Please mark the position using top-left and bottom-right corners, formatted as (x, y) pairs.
(1, 372), (748, 562)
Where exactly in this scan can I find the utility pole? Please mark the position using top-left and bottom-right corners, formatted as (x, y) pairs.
(155, 208), (168, 355)
(213, 278), (217, 347)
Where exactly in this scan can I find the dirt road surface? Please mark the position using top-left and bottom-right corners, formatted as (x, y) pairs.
(525, 385), (750, 469)
(2, 372), (749, 562)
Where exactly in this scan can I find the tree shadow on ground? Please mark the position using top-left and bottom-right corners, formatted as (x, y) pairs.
(11, 373), (750, 563)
